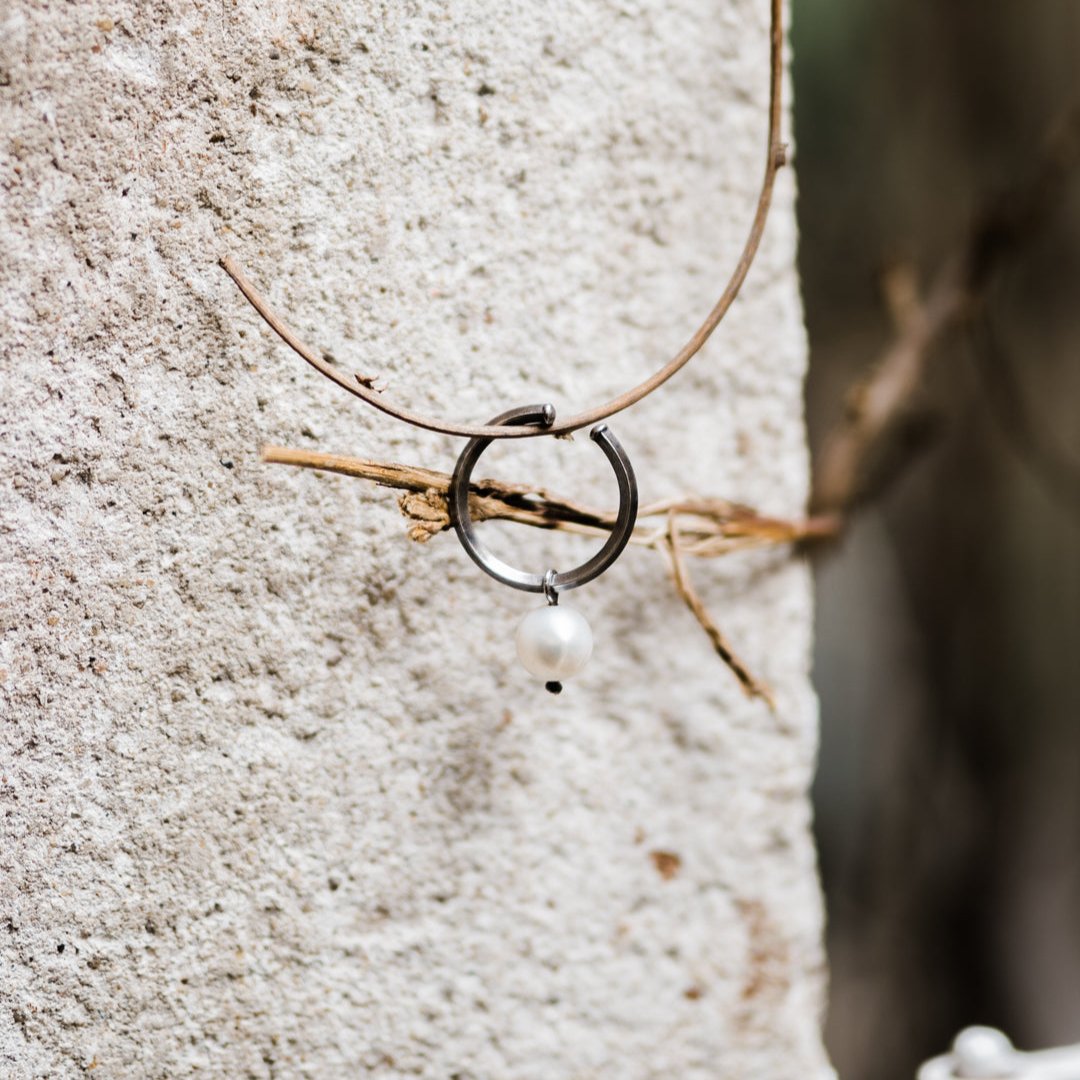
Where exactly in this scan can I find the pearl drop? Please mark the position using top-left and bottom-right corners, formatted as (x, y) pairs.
(515, 605), (593, 681)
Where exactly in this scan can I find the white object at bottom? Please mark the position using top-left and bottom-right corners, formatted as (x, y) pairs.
(919, 1026), (1080, 1080)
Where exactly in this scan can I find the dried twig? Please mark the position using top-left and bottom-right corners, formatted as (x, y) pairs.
(812, 102), (1080, 520)
(666, 511), (777, 709)
(261, 445), (830, 550)
(262, 445), (831, 699)
(223, 0), (787, 440)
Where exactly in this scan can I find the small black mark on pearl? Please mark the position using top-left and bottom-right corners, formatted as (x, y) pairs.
(545, 681), (563, 695)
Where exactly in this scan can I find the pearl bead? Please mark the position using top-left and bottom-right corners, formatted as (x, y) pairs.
(953, 1027), (1014, 1078)
(515, 605), (593, 681)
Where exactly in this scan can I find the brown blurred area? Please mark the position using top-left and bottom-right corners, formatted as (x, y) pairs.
(794, 2), (1080, 1077)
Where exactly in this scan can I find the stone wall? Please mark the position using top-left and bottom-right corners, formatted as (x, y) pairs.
(1, 2), (830, 1076)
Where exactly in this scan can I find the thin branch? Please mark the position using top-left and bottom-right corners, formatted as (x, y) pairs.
(222, 0), (786, 440)
(260, 446), (449, 494)
(811, 102), (1080, 520)
(262, 445), (821, 698)
(665, 512), (777, 709)
(261, 445), (833, 550)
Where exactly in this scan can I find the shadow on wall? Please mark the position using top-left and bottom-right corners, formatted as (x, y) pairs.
(793, 1), (1080, 1077)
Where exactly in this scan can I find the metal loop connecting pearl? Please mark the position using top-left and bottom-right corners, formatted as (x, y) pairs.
(542, 569), (559, 606)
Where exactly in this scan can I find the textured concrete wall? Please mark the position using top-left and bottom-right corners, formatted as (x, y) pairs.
(1, 1), (830, 1077)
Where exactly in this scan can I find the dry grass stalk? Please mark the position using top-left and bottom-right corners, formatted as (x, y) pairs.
(665, 511), (777, 709)
(262, 445), (832, 703)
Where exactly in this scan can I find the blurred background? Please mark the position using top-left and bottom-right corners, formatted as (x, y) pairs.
(793, 2), (1080, 1077)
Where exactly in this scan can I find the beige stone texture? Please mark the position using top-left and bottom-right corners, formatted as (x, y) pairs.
(1, 1), (829, 1077)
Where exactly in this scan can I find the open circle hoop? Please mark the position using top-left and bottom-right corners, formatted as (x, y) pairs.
(448, 404), (639, 594)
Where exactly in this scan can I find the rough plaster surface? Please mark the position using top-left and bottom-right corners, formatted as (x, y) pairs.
(1, 1), (831, 1077)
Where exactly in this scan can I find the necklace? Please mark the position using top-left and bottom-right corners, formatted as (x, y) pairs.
(222, 0), (785, 692)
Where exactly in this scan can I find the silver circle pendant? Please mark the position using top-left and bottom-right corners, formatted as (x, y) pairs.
(448, 404), (638, 692)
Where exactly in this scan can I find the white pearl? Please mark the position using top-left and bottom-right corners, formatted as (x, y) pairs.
(953, 1027), (1014, 1078)
(515, 605), (593, 681)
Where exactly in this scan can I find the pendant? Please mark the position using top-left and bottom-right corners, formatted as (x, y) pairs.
(448, 404), (638, 693)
